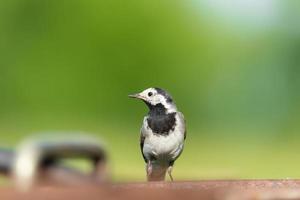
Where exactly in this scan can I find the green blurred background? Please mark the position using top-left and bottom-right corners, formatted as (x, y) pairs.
(0, 0), (300, 181)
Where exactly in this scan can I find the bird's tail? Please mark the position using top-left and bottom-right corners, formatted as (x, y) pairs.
(148, 164), (168, 181)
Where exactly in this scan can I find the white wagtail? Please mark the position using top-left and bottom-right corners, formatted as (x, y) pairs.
(129, 87), (186, 181)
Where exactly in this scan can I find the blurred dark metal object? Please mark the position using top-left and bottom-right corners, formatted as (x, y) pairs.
(0, 135), (109, 190)
(38, 140), (108, 185)
(0, 149), (15, 175)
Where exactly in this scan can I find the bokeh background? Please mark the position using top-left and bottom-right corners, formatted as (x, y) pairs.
(0, 0), (300, 181)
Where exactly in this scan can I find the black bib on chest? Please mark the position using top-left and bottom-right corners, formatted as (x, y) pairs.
(146, 103), (176, 135)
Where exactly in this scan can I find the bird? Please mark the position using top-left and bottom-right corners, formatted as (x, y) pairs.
(129, 87), (186, 181)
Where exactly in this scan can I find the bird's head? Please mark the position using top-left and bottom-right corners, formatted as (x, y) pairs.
(129, 87), (177, 113)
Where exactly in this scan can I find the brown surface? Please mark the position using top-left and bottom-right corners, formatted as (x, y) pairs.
(1, 180), (300, 200)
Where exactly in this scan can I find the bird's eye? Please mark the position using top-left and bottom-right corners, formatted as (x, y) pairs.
(148, 92), (153, 97)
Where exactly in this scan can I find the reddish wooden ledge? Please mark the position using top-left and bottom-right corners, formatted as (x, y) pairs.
(1, 180), (300, 200)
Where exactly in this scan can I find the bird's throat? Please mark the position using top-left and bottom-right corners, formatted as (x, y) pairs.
(146, 103), (177, 135)
(147, 103), (167, 116)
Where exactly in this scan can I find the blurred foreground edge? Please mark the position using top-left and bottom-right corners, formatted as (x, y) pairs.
(0, 134), (109, 190)
(1, 180), (300, 200)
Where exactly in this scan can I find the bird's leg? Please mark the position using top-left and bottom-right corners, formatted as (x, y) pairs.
(167, 166), (174, 182)
(146, 160), (152, 180)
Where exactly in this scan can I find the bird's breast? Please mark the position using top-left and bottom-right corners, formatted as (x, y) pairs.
(141, 111), (185, 163)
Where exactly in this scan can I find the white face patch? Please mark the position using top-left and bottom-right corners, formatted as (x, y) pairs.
(138, 88), (177, 113)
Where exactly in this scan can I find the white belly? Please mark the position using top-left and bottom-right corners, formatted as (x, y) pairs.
(143, 130), (184, 163)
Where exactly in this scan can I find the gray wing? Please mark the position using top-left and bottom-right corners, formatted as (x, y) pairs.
(177, 112), (186, 140)
(169, 112), (186, 165)
(140, 134), (147, 163)
(140, 117), (148, 163)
